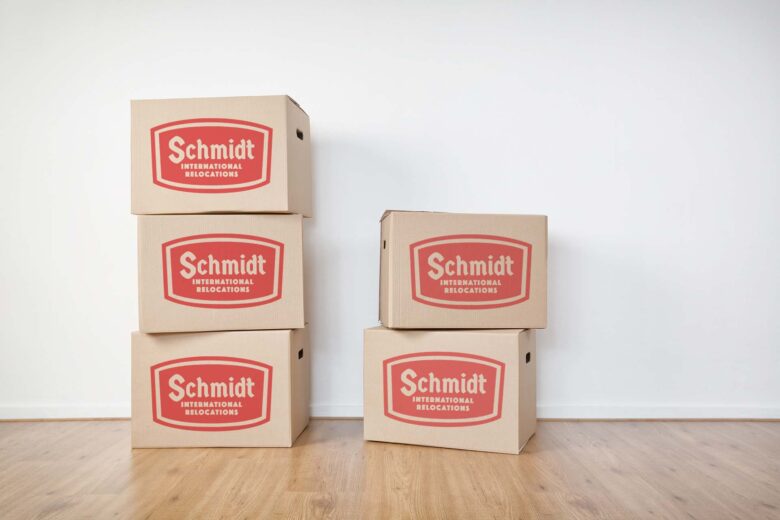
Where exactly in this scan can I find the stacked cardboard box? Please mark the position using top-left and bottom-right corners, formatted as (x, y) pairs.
(364, 211), (547, 454)
(131, 96), (311, 448)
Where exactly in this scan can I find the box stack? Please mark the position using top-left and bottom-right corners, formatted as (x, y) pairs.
(130, 96), (311, 448)
(364, 211), (547, 454)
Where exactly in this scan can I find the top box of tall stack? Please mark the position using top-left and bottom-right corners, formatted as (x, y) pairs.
(131, 96), (311, 216)
(380, 211), (547, 329)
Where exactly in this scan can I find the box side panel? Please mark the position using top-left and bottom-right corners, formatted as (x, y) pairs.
(285, 98), (312, 217)
(379, 216), (391, 326)
(381, 214), (403, 327)
(290, 328), (311, 444)
(130, 332), (143, 447)
(362, 328), (383, 441)
(292, 214), (306, 329)
(136, 216), (152, 331)
(539, 217), (548, 328)
(130, 100), (142, 214)
(517, 330), (537, 451)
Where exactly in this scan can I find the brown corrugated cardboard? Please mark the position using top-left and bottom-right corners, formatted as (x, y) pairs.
(131, 95), (311, 216)
(138, 214), (304, 333)
(380, 211), (547, 329)
(132, 329), (310, 448)
(364, 327), (536, 454)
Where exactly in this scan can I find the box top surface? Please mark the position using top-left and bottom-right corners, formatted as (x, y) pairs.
(131, 95), (306, 114)
(380, 210), (548, 222)
(132, 329), (294, 341)
(365, 326), (528, 336)
(137, 213), (303, 222)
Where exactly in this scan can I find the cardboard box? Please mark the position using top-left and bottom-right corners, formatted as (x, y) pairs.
(363, 327), (536, 454)
(131, 95), (311, 216)
(380, 211), (547, 329)
(138, 214), (304, 333)
(132, 329), (309, 448)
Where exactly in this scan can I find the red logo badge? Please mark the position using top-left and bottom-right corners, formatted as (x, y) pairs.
(150, 118), (272, 193)
(151, 356), (272, 431)
(410, 234), (531, 309)
(383, 352), (505, 427)
(162, 234), (284, 309)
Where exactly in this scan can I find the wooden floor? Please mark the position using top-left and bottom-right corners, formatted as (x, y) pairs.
(0, 420), (778, 519)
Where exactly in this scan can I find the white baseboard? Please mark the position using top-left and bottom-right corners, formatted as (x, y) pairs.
(536, 405), (780, 419)
(310, 404), (780, 420)
(1, 403), (778, 420)
(310, 404), (363, 418)
(0, 404), (131, 420)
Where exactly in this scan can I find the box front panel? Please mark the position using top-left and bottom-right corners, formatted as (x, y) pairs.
(385, 213), (547, 329)
(138, 214), (304, 332)
(364, 328), (531, 454)
(131, 96), (309, 215)
(132, 331), (295, 447)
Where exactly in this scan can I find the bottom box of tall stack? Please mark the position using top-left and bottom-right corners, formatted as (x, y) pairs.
(363, 327), (536, 454)
(132, 329), (309, 448)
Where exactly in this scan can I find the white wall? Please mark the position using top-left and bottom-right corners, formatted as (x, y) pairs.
(1, 0), (778, 419)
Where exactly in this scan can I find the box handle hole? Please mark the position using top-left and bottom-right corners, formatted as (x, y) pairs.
(296, 129), (304, 140)
(525, 352), (531, 364)
(298, 349), (304, 359)
(383, 240), (387, 250)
